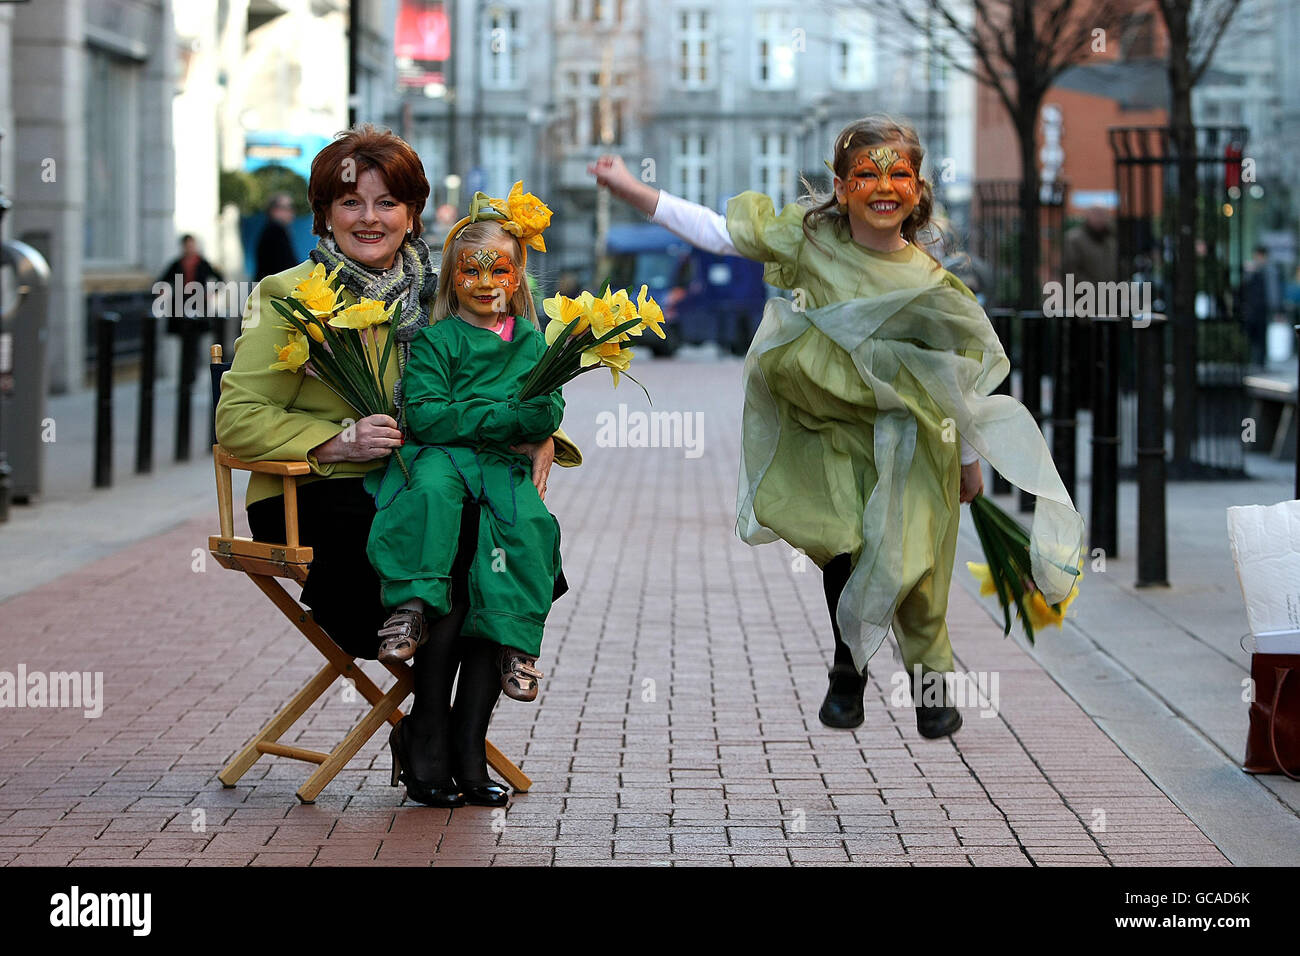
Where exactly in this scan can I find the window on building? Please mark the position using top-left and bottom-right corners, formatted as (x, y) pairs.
(483, 6), (522, 89)
(672, 134), (713, 208)
(832, 9), (875, 89)
(754, 9), (796, 90)
(570, 0), (630, 24)
(563, 70), (626, 147)
(674, 8), (714, 90)
(84, 46), (140, 268)
(481, 133), (522, 199)
(752, 132), (796, 208)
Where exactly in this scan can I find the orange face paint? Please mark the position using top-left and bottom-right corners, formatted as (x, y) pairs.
(841, 145), (920, 231)
(454, 245), (521, 320)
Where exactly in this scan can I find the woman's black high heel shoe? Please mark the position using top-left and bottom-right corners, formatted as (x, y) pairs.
(449, 638), (511, 807)
(388, 721), (466, 808)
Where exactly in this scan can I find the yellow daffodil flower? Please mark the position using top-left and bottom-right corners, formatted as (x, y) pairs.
(270, 330), (309, 372)
(543, 293), (588, 342)
(503, 180), (552, 252)
(1025, 579), (1079, 631)
(305, 321), (325, 344)
(290, 262), (345, 316)
(601, 287), (641, 340)
(636, 284), (667, 339)
(584, 294), (614, 339)
(965, 562), (998, 597)
(329, 297), (395, 329)
(590, 341), (633, 385)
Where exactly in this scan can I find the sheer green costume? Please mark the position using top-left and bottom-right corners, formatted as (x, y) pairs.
(727, 192), (1083, 673)
(364, 316), (564, 657)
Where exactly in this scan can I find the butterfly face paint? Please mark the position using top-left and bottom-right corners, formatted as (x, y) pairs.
(839, 145), (920, 233)
(454, 244), (521, 321)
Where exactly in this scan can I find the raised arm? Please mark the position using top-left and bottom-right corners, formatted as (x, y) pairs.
(589, 154), (739, 257)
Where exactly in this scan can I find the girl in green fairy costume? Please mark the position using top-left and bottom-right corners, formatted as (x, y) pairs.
(591, 115), (1082, 738)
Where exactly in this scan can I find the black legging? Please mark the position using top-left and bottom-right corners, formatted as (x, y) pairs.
(822, 553), (858, 672)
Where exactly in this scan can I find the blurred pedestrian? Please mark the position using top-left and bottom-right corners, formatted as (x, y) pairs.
(1062, 202), (1118, 408)
(1241, 245), (1271, 367)
(254, 193), (300, 281)
(157, 233), (223, 318)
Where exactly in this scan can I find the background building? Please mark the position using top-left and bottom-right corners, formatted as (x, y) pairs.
(2, 0), (176, 394)
(373, 0), (975, 282)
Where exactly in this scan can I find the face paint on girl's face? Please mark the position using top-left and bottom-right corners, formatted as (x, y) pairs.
(453, 242), (521, 322)
(840, 144), (920, 233)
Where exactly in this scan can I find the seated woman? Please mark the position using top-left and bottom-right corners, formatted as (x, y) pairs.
(215, 124), (580, 808)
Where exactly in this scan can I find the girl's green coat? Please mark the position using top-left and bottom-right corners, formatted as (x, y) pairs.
(362, 317), (565, 655)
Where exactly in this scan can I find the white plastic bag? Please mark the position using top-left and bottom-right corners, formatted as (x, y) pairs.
(1227, 500), (1300, 651)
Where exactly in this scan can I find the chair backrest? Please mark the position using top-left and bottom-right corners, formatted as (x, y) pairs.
(210, 344), (230, 447)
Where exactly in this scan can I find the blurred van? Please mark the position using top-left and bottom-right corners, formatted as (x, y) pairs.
(605, 223), (767, 356)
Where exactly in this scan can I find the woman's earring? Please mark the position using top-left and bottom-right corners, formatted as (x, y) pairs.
(326, 223), (332, 232)
(406, 225), (412, 233)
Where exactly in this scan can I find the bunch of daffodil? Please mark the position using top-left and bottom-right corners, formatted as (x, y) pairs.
(518, 283), (663, 402)
(266, 262), (408, 475)
(966, 493), (1081, 644)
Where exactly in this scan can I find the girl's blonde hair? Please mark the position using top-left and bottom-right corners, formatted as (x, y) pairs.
(431, 220), (539, 327)
(800, 113), (945, 268)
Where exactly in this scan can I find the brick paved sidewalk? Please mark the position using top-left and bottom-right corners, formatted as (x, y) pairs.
(0, 359), (1228, 866)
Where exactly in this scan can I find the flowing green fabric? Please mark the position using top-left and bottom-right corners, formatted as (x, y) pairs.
(727, 191), (1083, 672)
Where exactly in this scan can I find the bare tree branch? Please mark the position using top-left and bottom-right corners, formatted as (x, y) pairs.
(1188, 0), (1244, 85)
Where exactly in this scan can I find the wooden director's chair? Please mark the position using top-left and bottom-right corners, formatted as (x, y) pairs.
(208, 344), (531, 803)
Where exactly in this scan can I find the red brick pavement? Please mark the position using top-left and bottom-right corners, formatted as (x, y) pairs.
(0, 359), (1228, 866)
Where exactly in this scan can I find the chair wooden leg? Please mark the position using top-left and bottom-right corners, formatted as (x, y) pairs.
(233, 571), (531, 801)
(219, 661), (336, 788)
(486, 739), (532, 793)
(296, 675), (412, 804)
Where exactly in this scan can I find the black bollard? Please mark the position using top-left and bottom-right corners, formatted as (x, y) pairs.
(1051, 310), (1077, 502)
(174, 317), (199, 462)
(1018, 310), (1043, 513)
(1135, 314), (1168, 587)
(136, 313), (157, 474)
(94, 312), (119, 488)
(0, 328), (9, 523)
(990, 308), (1014, 496)
(1090, 316), (1121, 559)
